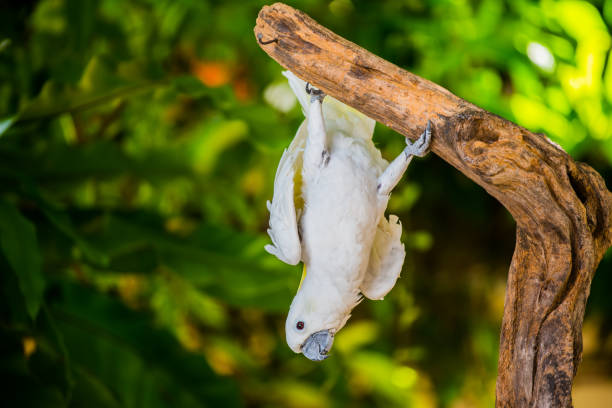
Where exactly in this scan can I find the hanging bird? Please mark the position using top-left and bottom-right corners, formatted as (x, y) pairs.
(265, 71), (431, 361)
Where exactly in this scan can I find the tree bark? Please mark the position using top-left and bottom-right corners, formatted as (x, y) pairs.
(254, 3), (612, 407)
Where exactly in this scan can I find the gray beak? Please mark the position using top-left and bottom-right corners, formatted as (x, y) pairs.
(301, 330), (334, 361)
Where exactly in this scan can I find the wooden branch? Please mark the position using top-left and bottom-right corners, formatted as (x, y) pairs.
(254, 3), (612, 407)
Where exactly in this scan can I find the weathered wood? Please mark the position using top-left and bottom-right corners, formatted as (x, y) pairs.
(254, 3), (612, 407)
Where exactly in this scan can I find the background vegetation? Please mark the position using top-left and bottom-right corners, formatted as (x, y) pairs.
(1, 0), (611, 407)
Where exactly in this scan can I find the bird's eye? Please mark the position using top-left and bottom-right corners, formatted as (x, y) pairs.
(296, 321), (304, 330)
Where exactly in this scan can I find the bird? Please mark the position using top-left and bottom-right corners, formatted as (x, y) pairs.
(265, 71), (431, 361)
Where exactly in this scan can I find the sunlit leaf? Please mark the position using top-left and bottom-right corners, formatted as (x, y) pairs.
(0, 116), (16, 137)
(190, 118), (248, 174)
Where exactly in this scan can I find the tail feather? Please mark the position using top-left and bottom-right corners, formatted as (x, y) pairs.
(282, 71), (310, 116)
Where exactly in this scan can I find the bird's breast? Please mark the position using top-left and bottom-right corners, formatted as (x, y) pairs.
(299, 134), (384, 279)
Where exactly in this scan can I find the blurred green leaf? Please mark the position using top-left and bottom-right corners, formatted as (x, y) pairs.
(0, 200), (44, 320)
(40, 205), (110, 266)
(189, 118), (248, 174)
(69, 368), (122, 408)
(406, 230), (433, 252)
(51, 281), (243, 408)
(84, 212), (296, 311)
(0, 38), (11, 53)
(0, 116), (16, 137)
(173, 75), (210, 97)
(18, 80), (158, 122)
(64, 0), (96, 53)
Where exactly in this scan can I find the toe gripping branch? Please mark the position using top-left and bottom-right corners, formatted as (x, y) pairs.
(306, 82), (325, 103)
(257, 33), (278, 45)
(405, 120), (432, 158)
(377, 120), (432, 196)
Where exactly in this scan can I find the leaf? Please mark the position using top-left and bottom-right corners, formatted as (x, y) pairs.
(0, 254), (30, 324)
(18, 80), (157, 123)
(0, 38), (11, 53)
(38, 204), (110, 266)
(0, 318), (117, 408)
(0, 373), (66, 408)
(0, 200), (45, 320)
(25, 140), (190, 182)
(69, 368), (122, 408)
(51, 281), (243, 408)
(233, 105), (294, 151)
(46, 208), (295, 311)
(64, 0), (97, 53)
(16, 53), (161, 123)
(173, 75), (210, 97)
(88, 213), (297, 311)
(0, 116), (16, 137)
(39, 305), (75, 399)
(189, 118), (248, 174)
(17, 185), (111, 267)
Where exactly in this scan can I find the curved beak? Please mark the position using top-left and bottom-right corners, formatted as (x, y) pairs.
(301, 330), (334, 361)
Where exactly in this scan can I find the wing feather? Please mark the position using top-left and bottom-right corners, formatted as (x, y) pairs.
(264, 122), (308, 265)
(267, 70), (377, 266)
(360, 214), (406, 300)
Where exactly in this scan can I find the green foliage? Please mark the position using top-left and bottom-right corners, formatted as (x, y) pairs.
(0, 200), (44, 320)
(0, 1), (611, 407)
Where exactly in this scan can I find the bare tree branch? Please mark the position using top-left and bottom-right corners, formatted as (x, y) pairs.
(254, 3), (612, 407)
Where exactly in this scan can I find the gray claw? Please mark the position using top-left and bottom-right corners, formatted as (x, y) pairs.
(305, 82), (325, 103)
(405, 120), (432, 157)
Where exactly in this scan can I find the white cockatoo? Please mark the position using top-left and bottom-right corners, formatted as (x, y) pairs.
(265, 71), (431, 361)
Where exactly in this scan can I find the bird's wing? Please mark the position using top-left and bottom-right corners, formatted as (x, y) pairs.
(360, 214), (406, 300)
(264, 121), (308, 265)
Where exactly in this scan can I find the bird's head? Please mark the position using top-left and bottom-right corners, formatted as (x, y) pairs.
(285, 265), (360, 361)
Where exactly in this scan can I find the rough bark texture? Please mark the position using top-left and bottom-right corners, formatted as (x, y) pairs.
(254, 3), (612, 407)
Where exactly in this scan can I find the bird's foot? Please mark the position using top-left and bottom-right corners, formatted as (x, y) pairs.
(305, 82), (325, 103)
(404, 120), (432, 158)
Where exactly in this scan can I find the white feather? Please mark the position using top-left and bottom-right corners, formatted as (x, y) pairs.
(264, 122), (308, 265)
(360, 214), (406, 300)
(268, 71), (414, 354)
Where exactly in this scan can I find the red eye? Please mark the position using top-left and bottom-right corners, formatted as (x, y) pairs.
(296, 321), (304, 330)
